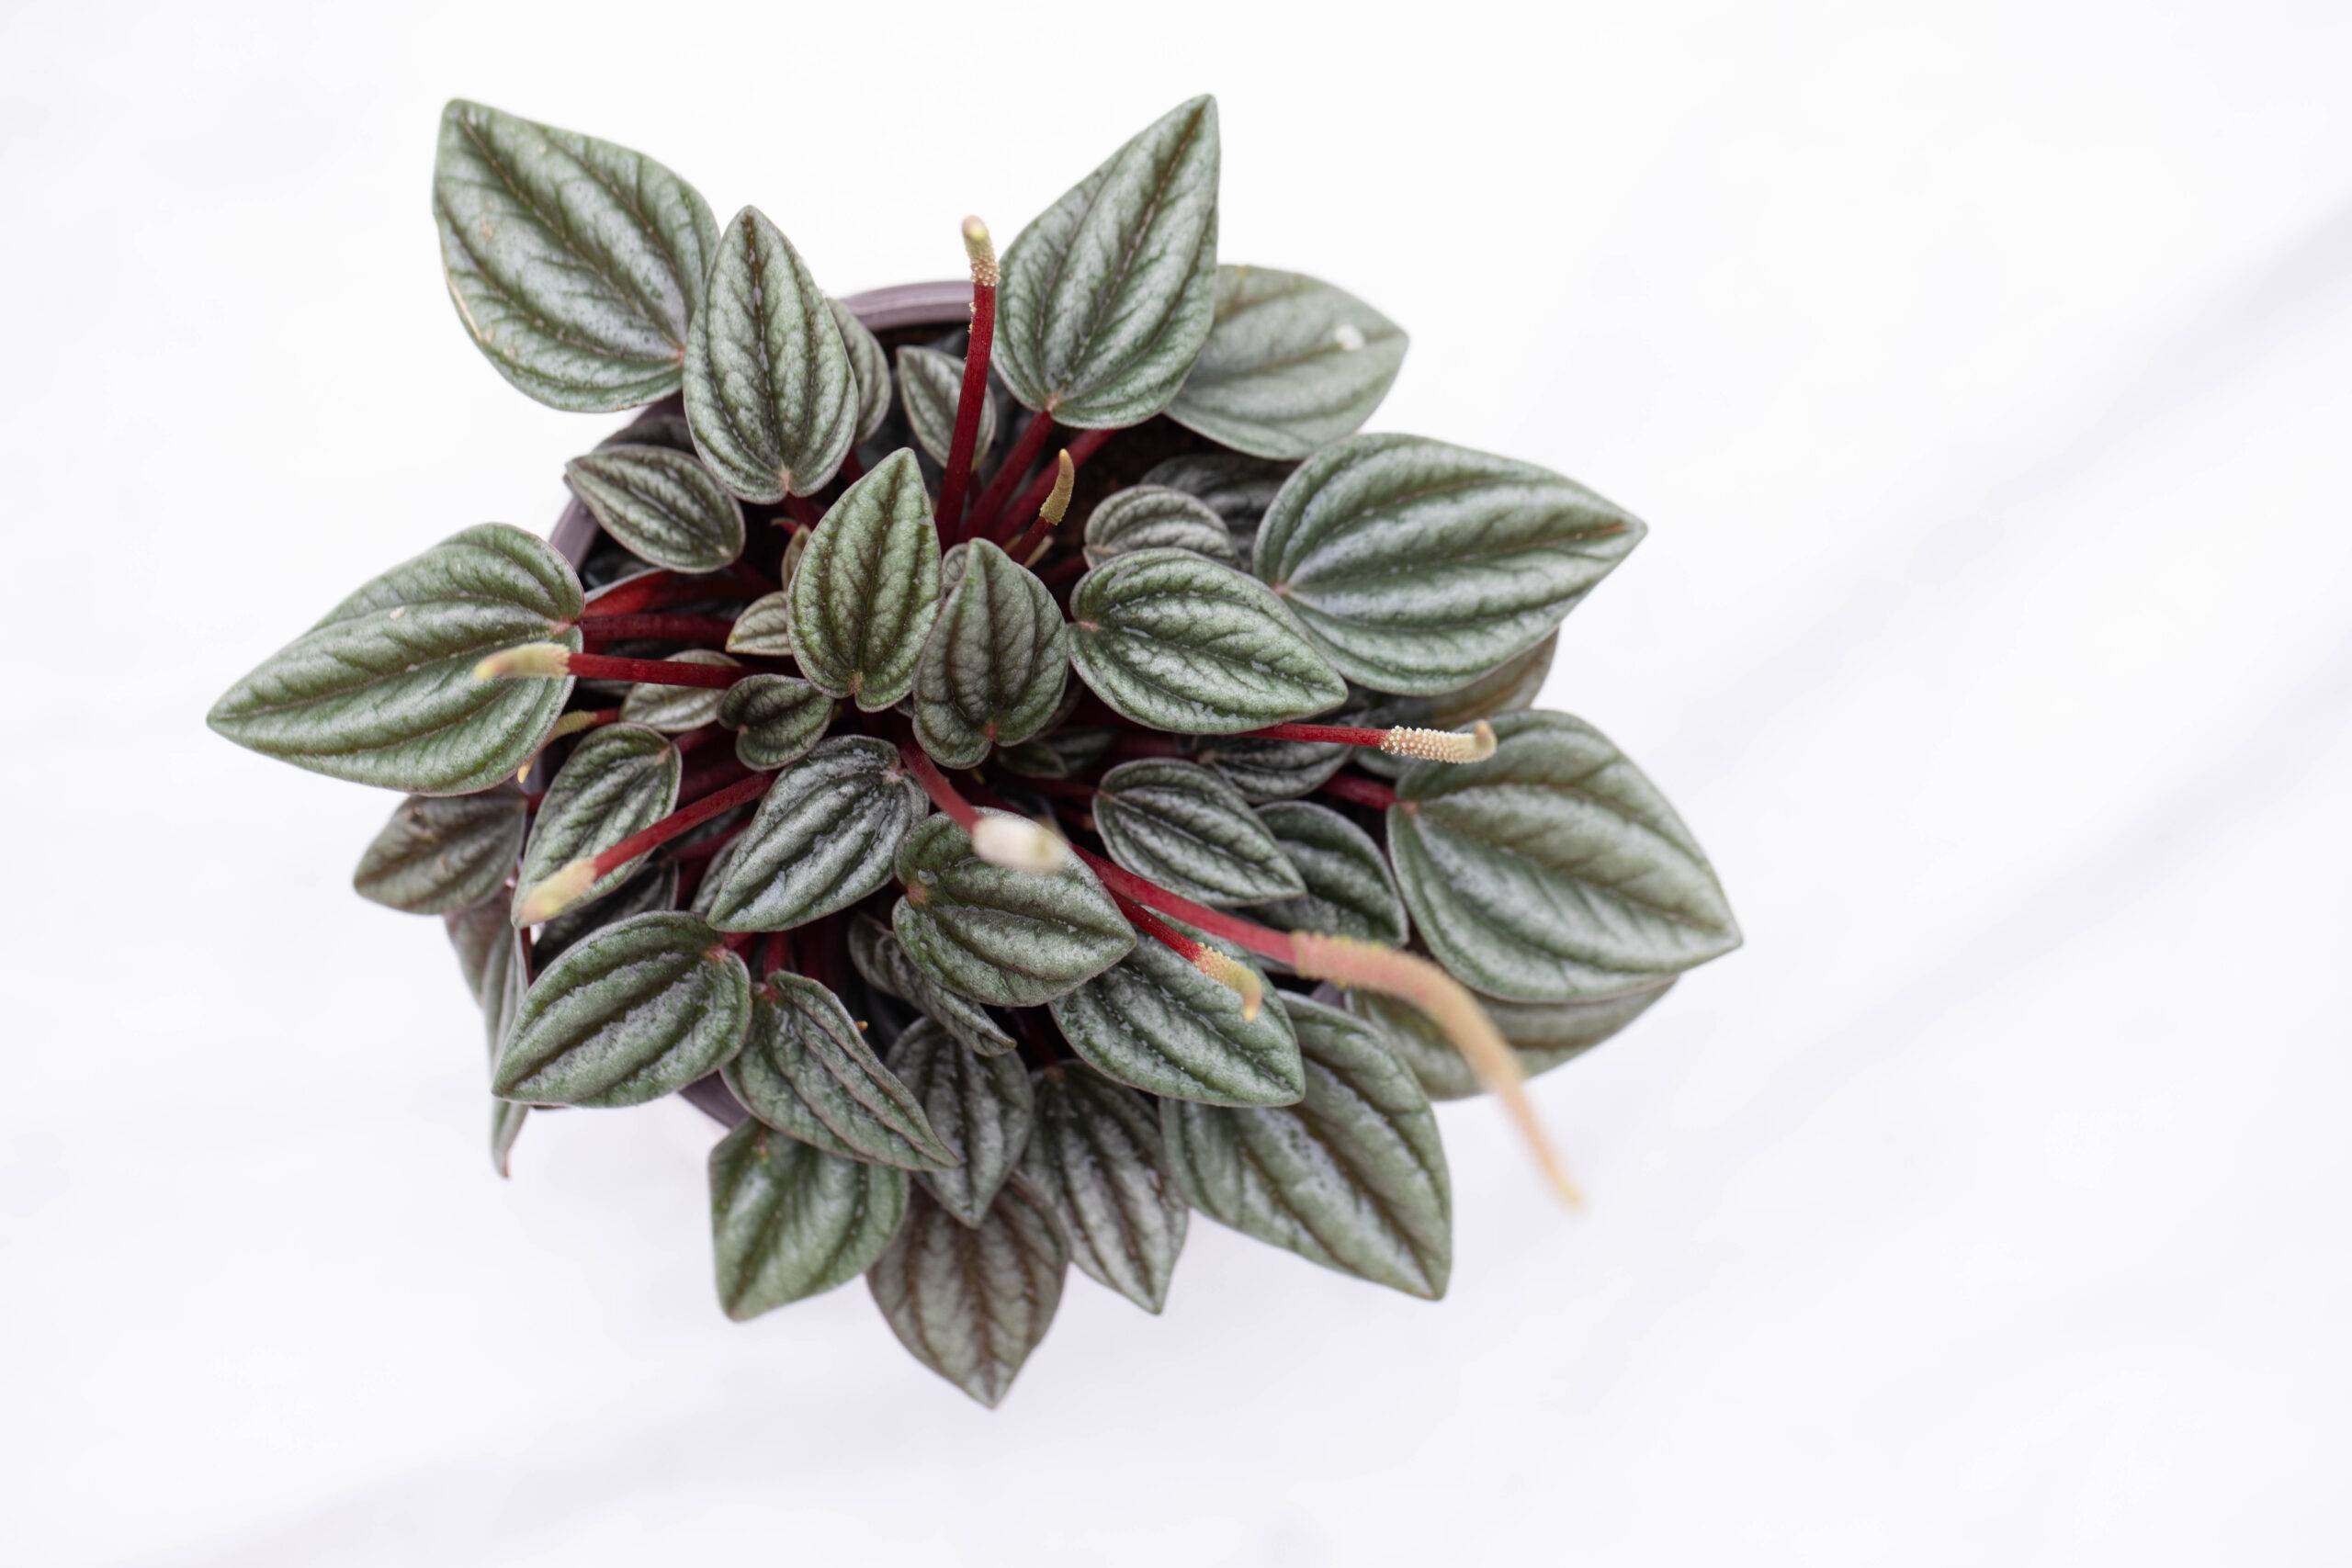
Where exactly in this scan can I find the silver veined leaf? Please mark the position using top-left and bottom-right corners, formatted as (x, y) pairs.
(1161, 994), (1450, 1298)
(1193, 732), (1351, 802)
(684, 206), (857, 501)
(1068, 548), (1345, 734)
(911, 540), (1070, 769)
(724, 974), (956, 1171)
(995, 96), (1220, 429)
(512, 724), (680, 922)
(710, 1120), (909, 1320)
(1345, 979), (1672, 1100)
(1091, 758), (1305, 907)
(562, 444), (746, 572)
(1020, 1066), (1187, 1312)
(1251, 800), (1409, 945)
(617, 649), (739, 731)
(896, 344), (996, 465)
(1387, 710), (1738, 1000)
(209, 525), (582, 795)
(494, 911), (751, 1107)
(1139, 451), (1291, 560)
(701, 736), (925, 931)
(718, 674), (832, 771)
(891, 811), (1135, 1008)
(1253, 434), (1644, 695)
(1047, 924), (1302, 1107)
(849, 917), (1018, 1059)
(867, 1181), (1066, 1407)
(724, 591), (794, 657)
(788, 449), (941, 709)
(354, 784), (526, 915)
(1081, 484), (1237, 568)
(888, 1018), (1035, 1224)
(831, 299), (894, 445)
(432, 101), (718, 412)
(1168, 265), (1407, 458)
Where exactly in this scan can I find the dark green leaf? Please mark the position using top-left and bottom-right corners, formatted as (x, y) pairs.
(445, 897), (526, 1071)
(1068, 548), (1344, 734)
(911, 540), (1070, 768)
(867, 1182), (1066, 1407)
(432, 101), (718, 412)
(617, 649), (739, 731)
(1387, 710), (1738, 999)
(1021, 1066), (1187, 1311)
(724, 590), (794, 657)
(491, 1100), (527, 1179)
(1193, 733), (1350, 802)
(1081, 484), (1237, 568)
(1162, 994), (1450, 1297)
(209, 525), (582, 795)
(710, 1120), (909, 1320)
(896, 344), (995, 465)
(888, 1019), (1035, 1223)
(1139, 452), (1291, 559)
(788, 449), (941, 709)
(849, 917), (1018, 1058)
(1048, 925), (1301, 1106)
(684, 206), (856, 501)
(701, 736), (925, 931)
(891, 811), (1135, 1008)
(1091, 758), (1305, 907)
(724, 973), (956, 1170)
(832, 299), (893, 445)
(562, 445), (746, 573)
(718, 673), (832, 771)
(1168, 266), (1407, 458)
(994, 727), (1114, 780)
(354, 784), (526, 915)
(514, 724), (680, 920)
(1253, 435), (1644, 695)
(1346, 980), (1671, 1100)
(996, 96), (1220, 428)
(1251, 800), (1409, 945)
(495, 911), (751, 1107)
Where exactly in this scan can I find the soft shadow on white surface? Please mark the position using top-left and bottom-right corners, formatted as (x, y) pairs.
(3, 2), (2346, 1563)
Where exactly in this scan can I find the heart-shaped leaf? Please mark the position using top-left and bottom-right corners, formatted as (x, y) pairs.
(891, 811), (1135, 1008)
(724, 590), (795, 657)
(495, 911), (751, 1107)
(1049, 925), (1301, 1107)
(832, 299), (894, 445)
(209, 525), (582, 795)
(897, 344), (996, 465)
(617, 649), (739, 731)
(1193, 733), (1351, 802)
(789, 449), (941, 709)
(562, 445), (746, 573)
(1352, 633), (1555, 779)
(850, 917), (1018, 1058)
(1162, 994), (1450, 1297)
(1081, 484), (1237, 568)
(1251, 800), (1409, 945)
(1169, 266), (1406, 458)
(867, 1181), (1067, 1407)
(1140, 452), (1291, 559)
(1021, 1066), (1187, 1312)
(710, 1119), (909, 1320)
(355, 784), (527, 915)
(432, 101), (718, 411)
(701, 737), (925, 931)
(1091, 758), (1306, 907)
(513, 724), (680, 921)
(1254, 435), (1645, 695)
(996, 96), (1220, 428)
(1347, 979), (1672, 1100)
(684, 207), (857, 501)
(888, 1019), (1035, 1223)
(1387, 711), (1739, 1000)
(537, 862), (678, 964)
(718, 674), (832, 771)
(911, 540), (1070, 769)
(1069, 548), (1344, 734)
(724, 973), (956, 1170)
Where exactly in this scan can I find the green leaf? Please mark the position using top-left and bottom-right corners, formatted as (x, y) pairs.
(562, 445), (746, 573)
(996, 96), (1220, 428)
(1353, 633), (1555, 779)
(1081, 484), (1237, 568)
(537, 862), (678, 964)
(513, 724), (680, 921)
(888, 1019), (1035, 1223)
(432, 101), (718, 412)
(911, 540), (1070, 768)
(849, 917), (1018, 1059)
(831, 299), (894, 445)
(867, 1182), (1066, 1407)
(891, 811), (1135, 1008)
(1386, 710), (1738, 999)
(1193, 733), (1350, 802)
(723, 974), (956, 1170)
(617, 649), (739, 731)
(354, 784), (526, 915)
(1091, 759), (1305, 907)
(718, 673), (832, 771)
(710, 1120), (909, 1320)
(209, 525), (582, 795)
(1162, 994), (1450, 1297)
(495, 911), (751, 1107)
(1048, 926), (1302, 1107)
(993, 727), (1114, 781)
(1168, 266), (1407, 458)
(788, 449), (941, 709)
(445, 897), (527, 1063)
(1068, 548), (1344, 734)
(1140, 452), (1291, 559)
(1251, 800), (1409, 945)
(1346, 980), (1672, 1100)
(701, 736), (925, 931)
(1253, 434), (1645, 695)
(683, 206), (857, 501)
(1021, 1066), (1187, 1312)
(491, 1100), (527, 1179)
(896, 344), (995, 465)
(724, 590), (795, 657)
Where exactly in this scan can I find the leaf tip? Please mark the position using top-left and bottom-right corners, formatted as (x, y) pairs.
(515, 858), (596, 925)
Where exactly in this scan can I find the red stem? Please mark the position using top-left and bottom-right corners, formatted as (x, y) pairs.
(1038, 551), (1090, 590)
(964, 408), (1057, 538)
(578, 613), (738, 646)
(588, 772), (772, 876)
(1113, 892), (1210, 964)
(936, 280), (999, 542)
(564, 653), (748, 689)
(897, 739), (979, 829)
(1064, 841), (1295, 964)
(1243, 722), (1386, 748)
(993, 427), (1114, 548)
(1318, 773), (1399, 810)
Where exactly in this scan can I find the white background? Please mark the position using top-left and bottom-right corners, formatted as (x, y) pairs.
(5, 1), (2347, 1562)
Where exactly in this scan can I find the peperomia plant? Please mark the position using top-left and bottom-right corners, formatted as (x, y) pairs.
(210, 95), (1738, 1405)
